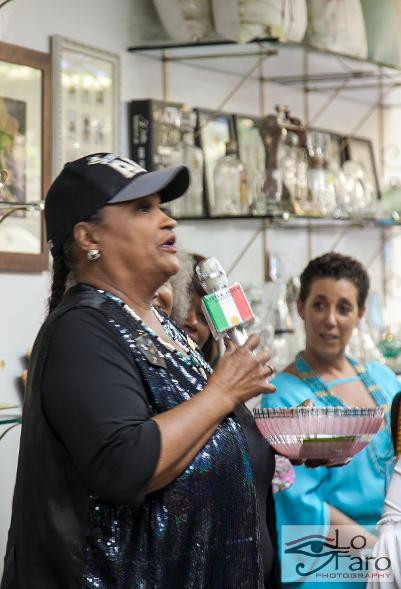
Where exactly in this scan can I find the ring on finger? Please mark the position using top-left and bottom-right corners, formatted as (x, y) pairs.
(266, 363), (275, 376)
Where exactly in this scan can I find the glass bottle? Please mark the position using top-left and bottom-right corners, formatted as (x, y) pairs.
(169, 107), (204, 217)
(212, 140), (249, 216)
(182, 131), (204, 216)
(155, 105), (183, 169)
(306, 131), (337, 216)
(307, 154), (334, 215)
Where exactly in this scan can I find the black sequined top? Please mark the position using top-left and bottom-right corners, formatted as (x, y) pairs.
(2, 285), (278, 589)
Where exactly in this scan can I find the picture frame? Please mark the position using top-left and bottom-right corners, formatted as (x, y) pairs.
(52, 35), (121, 177)
(196, 109), (236, 217)
(0, 41), (51, 272)
(129, 98), (184, 171)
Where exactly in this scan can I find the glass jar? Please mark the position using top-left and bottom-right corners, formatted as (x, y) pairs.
(212, 140), (249, 216)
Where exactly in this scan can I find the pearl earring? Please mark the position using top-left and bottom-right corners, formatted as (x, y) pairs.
(87, 249), (101, 261)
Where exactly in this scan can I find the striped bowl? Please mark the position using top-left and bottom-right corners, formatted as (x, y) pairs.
(253, 406), (384, 461)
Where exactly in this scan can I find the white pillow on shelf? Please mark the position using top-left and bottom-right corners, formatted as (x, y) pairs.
(212, 0), (307, 44)
(306, 0), (368, 59)
(152, 0), (214, 42)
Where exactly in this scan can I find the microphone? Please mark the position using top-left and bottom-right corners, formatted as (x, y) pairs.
(195, 257), (255, 347)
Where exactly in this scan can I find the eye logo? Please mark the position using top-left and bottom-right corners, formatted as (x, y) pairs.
(282, 526), (393, 583)
(285, 533), (349, 576)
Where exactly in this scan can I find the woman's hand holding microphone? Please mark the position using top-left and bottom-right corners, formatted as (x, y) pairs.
(205, 334), (276, 413)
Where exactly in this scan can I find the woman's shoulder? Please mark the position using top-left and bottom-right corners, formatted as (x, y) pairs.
(365, 359), (401, 396)
(52, 305), (111, 334)
(271, 364), (300, 386)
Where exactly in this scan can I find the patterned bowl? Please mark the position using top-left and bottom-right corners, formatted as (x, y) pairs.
(253, 406), (384, 461)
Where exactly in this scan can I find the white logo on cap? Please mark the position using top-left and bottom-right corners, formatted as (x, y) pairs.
(87, 154), (146, 179)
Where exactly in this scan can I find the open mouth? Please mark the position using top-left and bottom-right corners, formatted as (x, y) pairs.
(160, 234), (177, 251)
(320, 333), (339, 343)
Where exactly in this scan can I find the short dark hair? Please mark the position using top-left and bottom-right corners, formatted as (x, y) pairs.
(299, 252), (370, 309)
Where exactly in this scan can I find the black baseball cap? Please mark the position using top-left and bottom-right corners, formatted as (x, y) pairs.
(45, 153), (190, 256)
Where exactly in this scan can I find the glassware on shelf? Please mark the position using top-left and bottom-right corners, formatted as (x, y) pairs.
(293, 147), (309, 212)
(249, 168), (268, 215)
(378, 328), (401, 360)
(212, 140), (249, 216)
(307, 161), (337, 215)
(261, 105), (307, 215)
(235, 116), (267, 215)
(152, 104), (184, 172)
(347, 319), (385, 365)
(181, 132), (204, 215)
(277, 133), (310, 215)
(307, 130), (332, 159)
(245, 276), (301, 373)
(264, 279), (299, 372)
(342, 160), (376, 217)
(169, 106), (204, 217)
(334, 168), (353, 217)
(277, 133), (297, 199)
(286, 276), (305, 350)
(306, 130), (337, 216)
(245, 284), (275, 350)
(261, 166), (283, 212)
(245, 280), (299, 372)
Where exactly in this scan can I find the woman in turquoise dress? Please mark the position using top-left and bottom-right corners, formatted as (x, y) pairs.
(261, 253), (400, 589)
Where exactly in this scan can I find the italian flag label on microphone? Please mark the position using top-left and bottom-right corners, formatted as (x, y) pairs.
(202, 283), (254, 338)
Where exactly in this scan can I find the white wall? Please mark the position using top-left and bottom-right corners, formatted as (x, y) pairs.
(0, 0), (399, 574)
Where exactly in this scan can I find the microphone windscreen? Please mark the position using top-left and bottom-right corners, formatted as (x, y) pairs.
(195, 257), (229, 293)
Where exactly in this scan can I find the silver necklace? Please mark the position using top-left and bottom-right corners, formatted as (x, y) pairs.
(98, 288), (211, 377)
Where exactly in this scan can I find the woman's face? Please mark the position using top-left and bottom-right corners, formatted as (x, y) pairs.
(183, 292), (211, 349)
(152, 281), (174, 316)
(298, 277), (364, 362)
(90, 194), (178, 287)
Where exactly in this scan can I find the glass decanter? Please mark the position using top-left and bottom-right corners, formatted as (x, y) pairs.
(212, 140), (249, 216)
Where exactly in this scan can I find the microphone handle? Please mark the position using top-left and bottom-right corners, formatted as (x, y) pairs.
(227, 327), (248, 347)
(226, 326), (272, 386)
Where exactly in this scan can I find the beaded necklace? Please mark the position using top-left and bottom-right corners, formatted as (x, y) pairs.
(98, 289), (212, 379)
(295, 351), (393, 475)
(295, 351), (390, 412)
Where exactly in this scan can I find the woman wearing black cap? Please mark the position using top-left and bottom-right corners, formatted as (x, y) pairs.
(1, 153), (279, 589)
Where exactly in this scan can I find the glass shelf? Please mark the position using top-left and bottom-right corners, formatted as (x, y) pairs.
(0, 414), (21, 426)
(129, 37), (401, 72)
(128, 39), (401, 108)
(174, 213), (401, 230)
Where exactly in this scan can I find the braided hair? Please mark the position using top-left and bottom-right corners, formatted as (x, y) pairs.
(47, 236), (75, 314)
(47, 210), (104, 315)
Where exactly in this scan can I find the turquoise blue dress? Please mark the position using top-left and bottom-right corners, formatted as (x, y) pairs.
(261, 358), (400, 589)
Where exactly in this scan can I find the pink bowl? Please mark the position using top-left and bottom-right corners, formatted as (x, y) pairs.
(253, 406), (384, 461)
